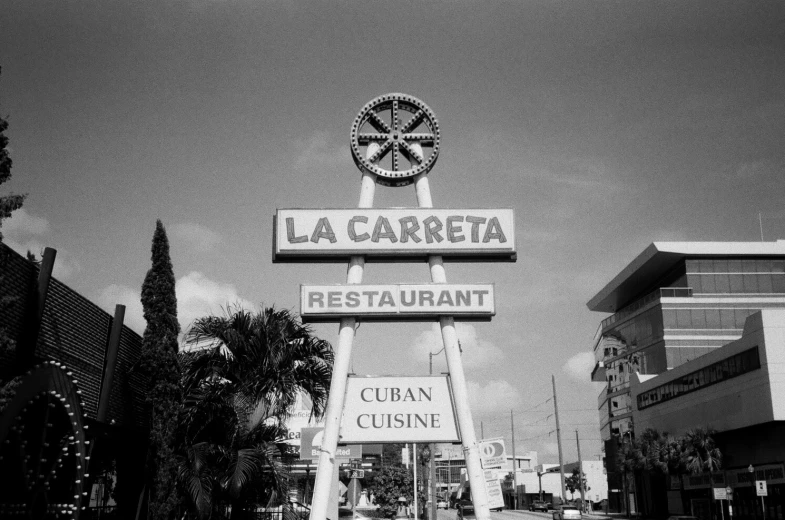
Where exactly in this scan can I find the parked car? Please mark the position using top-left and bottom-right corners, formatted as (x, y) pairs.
(436, 500), (449, 510)
(457, 500), (475, 520)
(530, 500), (550, 512)
(552, 505), (581, 520)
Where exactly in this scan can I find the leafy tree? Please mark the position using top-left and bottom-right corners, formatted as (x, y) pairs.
(178, 306), (333, 519)
(0, 65), (27, 409)
(369, 465), (423, 519)
(0, 66), (25, 241)
(565, 468), (589, 500)
(139, 220), (182, 520)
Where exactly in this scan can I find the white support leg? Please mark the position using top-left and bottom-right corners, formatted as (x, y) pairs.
(414, 172), (491, 520)
(309, 172), (376, 520)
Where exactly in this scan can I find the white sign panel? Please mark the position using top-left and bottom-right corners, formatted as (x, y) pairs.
(340, 376), (460, 443)
(299, 427), (362, 461)
(484, 469), (506, 509)
(300, 283), (495, 322)
(479, 438), (506, 468)
(274, 208), (516, 262)
(434, 443), (464, 461)
(713, 487), (727, 500)
(757, 480), (768, 497)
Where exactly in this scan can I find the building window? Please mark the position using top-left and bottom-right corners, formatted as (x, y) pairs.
(636, 346), (761, 410)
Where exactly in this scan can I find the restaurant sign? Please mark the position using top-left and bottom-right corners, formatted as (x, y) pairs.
(273, 208), (516, 262)
(300, 283), (495, 322)
(339, 376), (460, 444)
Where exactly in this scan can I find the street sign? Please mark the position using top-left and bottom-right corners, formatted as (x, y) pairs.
(299, 427), (362, 461)
(756, 480), (768, 496)
(484, 469), (505, 509)
(713, 487), (727, 500)
(726, 487), (733, 495)
(479, 438), (506, 468)
(346, 469), (365, 479)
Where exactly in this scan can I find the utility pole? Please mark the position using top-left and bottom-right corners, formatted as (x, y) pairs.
(511, 409), (517, 510)
(552, 375), (567, 503)
(413, 443), (419, 520)
(576, 430), (586, 509)
(481, 421), (484, 439)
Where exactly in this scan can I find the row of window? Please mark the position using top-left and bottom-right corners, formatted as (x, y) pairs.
(685, 259), (785, 274)
(602, 307), (663, 353)
(663, 307), (759, 330)
(688, 273), (785, 294)
(636, 347), (761, 410)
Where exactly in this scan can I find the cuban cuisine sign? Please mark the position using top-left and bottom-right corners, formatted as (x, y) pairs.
(273, 208), (516, 262)
(339, 376), (460, 443)
(300, 283), (495, 322)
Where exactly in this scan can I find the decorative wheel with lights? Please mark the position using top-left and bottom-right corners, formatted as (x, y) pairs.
(0, 363), (89, 519)
(350, 93), (440, 187)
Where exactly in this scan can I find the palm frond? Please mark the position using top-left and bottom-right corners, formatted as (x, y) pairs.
(178, 442), (214, 520)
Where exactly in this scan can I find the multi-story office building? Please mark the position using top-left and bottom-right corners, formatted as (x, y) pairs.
(587, 241), (785, 513)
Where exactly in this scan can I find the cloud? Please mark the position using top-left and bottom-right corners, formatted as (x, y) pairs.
(96, 272), (254, 337)
(734, 160), (771, 180)
(176, 271), (255, 333)
(293, 131), (347, 170)
(97, 284), (146, 334)
(543, 442), (559, 456)
(170, 222), (222, 252)
(3, 208), (50, 235)
(467, 379), (522, 414)
(2, 208), (80, 279)
(408, 322), (506, 371)
(562, 351), (595, 383)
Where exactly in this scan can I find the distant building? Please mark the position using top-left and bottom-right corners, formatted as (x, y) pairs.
(433, 443), (536, 500)
(587, 240), (785, 519)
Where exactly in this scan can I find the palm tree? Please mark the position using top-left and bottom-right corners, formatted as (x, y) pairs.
(637, 428), (681, 475)
(178, 306), (334, 519)
(680, 428), (722, 475)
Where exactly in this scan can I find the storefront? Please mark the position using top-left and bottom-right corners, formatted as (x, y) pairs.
(677, 465), (785, 520)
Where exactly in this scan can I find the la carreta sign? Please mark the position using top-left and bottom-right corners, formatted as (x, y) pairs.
(274, 208), (515, 262)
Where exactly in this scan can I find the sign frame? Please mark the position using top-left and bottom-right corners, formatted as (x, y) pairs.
(300, 283), (496, 322)
(479, 438), (507, 469)
(299, 427), (362, 462)
(339, 375), (461, 444)
(273, 208), (517, 263)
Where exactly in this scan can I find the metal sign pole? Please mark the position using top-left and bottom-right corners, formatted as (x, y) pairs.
(309, 171), (376, 520)
(415, 172), (492, 520)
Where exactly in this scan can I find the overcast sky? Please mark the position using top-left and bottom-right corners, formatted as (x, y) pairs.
(2, 0), (784, 463)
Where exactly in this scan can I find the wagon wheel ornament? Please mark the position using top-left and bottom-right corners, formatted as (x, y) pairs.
(350, 93), (440, 187)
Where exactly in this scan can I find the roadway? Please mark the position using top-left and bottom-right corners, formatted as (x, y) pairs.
(432, 509), (553, 520)
(430, 509), (611, 520)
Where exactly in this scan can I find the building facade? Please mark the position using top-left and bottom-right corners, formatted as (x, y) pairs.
(587, 240), (785, 516)
(0, 243), (148, 518)
(630, 308), (785, 520)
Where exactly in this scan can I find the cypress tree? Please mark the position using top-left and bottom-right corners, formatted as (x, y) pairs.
(0, 65), (27, 405)
(140, 220), (182, 520)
